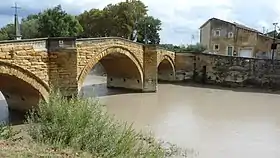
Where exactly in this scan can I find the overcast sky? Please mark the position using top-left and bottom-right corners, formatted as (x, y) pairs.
(0, 0), (279, 45)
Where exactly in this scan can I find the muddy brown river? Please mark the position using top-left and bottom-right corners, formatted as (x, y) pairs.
(1, 74), (280, 158)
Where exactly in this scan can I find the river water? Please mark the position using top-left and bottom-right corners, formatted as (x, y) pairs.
(2, 74), (280, 158)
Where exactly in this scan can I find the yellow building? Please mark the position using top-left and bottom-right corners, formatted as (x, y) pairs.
(200, 17), (280, 59)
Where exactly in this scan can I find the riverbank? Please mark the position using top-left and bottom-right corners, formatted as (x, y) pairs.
(0, 139), (93, 157)
(0, 90), (191, 158)
(0, 124), (94, 158)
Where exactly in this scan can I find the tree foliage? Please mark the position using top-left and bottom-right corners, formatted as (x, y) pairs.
(136, 16), (161, 44)
(0, 24), (14, 40)
(21, 17), (40, 39)
(0, 5), (83, 40)
(38, 5), (83, 37)
(77, 9), (107, 38)
(0, 1), (162, 44)
(160, 43), (206, 53)
(77, 0), (154, 42)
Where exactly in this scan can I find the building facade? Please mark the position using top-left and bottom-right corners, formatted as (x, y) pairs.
(200, 18), (280, 59)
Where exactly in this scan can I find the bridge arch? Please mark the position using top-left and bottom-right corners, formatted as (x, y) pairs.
(157, 55), (176, 81)
(0, 61), (49, 111)
(78, 46), (144, 91)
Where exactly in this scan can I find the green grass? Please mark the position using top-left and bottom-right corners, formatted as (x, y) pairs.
(0, 123), (19, 141)
(0, 139), (94, 158)
(24, 90), (191, 158)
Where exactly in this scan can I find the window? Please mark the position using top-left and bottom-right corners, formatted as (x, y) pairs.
(214, 30), (220, 36)
(228, 32), (234, 38)
(227, 46), (233, 56)
(213, 44), (219, 51)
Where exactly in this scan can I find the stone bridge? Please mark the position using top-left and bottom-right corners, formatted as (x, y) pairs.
(0, 37), (175, 111)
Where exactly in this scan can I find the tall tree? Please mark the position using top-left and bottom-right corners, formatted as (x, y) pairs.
(136, 16), (161, 44)
(38, 5), (83, 37)
(78, 0), (148, 39)
(128, 0), (148, 40)
(77, 9), (107, 37)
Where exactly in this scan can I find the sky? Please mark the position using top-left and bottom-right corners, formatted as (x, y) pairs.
(0, 0), (280, 45)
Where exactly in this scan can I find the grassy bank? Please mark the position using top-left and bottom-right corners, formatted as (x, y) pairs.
(0, 90), (194, 158)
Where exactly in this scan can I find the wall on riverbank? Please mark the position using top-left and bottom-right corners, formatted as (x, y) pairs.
(176, 52), (280, 89)
(175, 53), (195, 81)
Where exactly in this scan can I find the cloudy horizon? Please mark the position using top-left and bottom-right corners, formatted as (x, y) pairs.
(0, 0), (279, 45)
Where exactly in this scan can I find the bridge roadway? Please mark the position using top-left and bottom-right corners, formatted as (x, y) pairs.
(0, 37), (176, 111)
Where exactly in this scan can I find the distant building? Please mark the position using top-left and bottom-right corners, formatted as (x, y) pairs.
(199, 17), (280, 59)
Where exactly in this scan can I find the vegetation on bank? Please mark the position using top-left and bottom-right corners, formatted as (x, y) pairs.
(160, 43), (206, 53)
(0, 90), (195, 157)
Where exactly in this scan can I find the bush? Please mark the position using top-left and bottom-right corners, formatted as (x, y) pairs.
(0, 123), (20, 140)
(26, 90), (173, 158)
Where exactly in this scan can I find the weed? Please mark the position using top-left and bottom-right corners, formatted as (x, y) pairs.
(26, 90), (169, 157)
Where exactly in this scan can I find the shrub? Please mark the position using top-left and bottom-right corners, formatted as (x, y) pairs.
(26, 90), (170, 158)
(0, 123), (20, 140)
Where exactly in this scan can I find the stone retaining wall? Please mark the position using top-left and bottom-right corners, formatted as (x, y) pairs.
(176, 52), (280, 89)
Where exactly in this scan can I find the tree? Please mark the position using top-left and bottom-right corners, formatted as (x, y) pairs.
(77, 0), (149, 39)
(136, 16), (161, 44)
(38, 5), (83, 37)
(0, 16), (40, 40)
(21, 19), (40, 39)
(0, 1), (162, 42)
(160, 43), (206, 53)
(0, 24), (15, 40)
(185, 43), (206, 52)
(103, 0), (148, 39)
(24, 14), (41, 21)
(77, 9), (107, 38)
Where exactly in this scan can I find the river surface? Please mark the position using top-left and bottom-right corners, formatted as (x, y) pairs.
(2, 74), (280, 158)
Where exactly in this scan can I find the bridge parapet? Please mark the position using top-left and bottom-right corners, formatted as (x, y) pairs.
(0, 37), (77, 52)
(76, 37), (143, 50)
(0, 38), (48, 51)
(77, 37), (143, 44)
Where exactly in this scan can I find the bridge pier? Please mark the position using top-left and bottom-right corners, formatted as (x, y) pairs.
(48, 37), (79, 97)
(143, 45), (158, 92)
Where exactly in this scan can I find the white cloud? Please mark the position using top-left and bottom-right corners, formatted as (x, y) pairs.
(0, 0), (280, 45)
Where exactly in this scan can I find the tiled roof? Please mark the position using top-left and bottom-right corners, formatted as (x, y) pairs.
(233, 22), (260, 33)
(200, 17), (261, 33)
